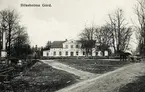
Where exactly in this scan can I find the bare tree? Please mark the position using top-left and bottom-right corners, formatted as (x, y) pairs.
(79, 26), (96, 56)
(11, 26), (30, 58)
(134, 0), (145, 56)
(108, 8), (132, 53)
(95, 24), (113, 55)
(0, 9), (31, 58)
(0, 9), (19, 56)
(44, 41), (51, 50)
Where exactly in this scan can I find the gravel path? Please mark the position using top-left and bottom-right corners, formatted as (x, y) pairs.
(41, 60), (98, 80)
(56, 62), (145, 92)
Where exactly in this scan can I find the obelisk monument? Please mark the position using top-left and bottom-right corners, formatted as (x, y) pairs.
(1, 30), (7, 58)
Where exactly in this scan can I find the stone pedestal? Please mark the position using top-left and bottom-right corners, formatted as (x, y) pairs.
(1, 50), (7, 64)
(1, 30), (7, 58)
(1, 50), (7, 58)
(104, 51), (108, 56)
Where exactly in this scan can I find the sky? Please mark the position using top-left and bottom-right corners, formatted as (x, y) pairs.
(0, 0), (139, 50)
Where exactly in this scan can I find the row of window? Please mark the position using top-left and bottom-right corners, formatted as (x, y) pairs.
(65, 45), (79, 49)
(47, 51), (85, 56)
(46, 51), (103, 56)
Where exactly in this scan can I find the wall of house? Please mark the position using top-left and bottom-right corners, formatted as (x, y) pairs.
(43, 49), (86, 57)
(43, 50), (49, 56)
(43, 40), (110, 57)
(62, 40), (85, 56)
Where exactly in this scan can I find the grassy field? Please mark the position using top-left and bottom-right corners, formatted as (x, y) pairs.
(119, 75), (145, 92)
(57, 59), (129, 74)
(7, 61), (79, 92)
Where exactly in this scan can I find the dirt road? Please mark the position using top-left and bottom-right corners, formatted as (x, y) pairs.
(56, 62), (145, 92)
(41, 60), (98, 80)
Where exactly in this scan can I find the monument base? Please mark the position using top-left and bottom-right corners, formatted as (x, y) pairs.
(1, 50), (7, 58)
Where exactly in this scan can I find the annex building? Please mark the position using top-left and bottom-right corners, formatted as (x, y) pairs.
(43, 39), (109, 57)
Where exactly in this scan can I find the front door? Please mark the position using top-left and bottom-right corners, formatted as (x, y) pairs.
(70, 52), (74, 56)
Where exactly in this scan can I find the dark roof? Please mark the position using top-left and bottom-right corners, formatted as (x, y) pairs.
(51, 41), (66, 48)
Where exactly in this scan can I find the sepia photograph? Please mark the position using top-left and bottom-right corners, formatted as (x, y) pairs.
(0, 0), (145, 92)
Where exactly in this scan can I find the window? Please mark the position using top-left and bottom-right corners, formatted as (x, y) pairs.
(70, 52), (74, 56)
(76, 51), (79, 56)
(96, 52), (98, 56)
(47, 52), (49, 56)
(65, 45), (68, 49)
(53, 51), (56, 56)
(83, 51), (85, 55)
(59, 51), (62, 56)
(76, 45), (79, 48)
(65, 51), (68, 56)
(71, 45), (73, 48)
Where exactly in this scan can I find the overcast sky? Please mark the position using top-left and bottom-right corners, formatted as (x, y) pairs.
(0, 0), (138, 49)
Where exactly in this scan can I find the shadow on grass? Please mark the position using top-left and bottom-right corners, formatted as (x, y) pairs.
(119, 75), (145, 92)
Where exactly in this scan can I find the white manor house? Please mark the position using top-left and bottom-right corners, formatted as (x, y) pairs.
(43, 39), (109, 57)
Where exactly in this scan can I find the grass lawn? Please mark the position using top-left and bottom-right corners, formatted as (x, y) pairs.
(57, 59), (129, 74)
(8, 61), (79, 92)
(119, 75), (145, 92)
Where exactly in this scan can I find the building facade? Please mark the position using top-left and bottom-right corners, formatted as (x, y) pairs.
(43, 39), (108, 57)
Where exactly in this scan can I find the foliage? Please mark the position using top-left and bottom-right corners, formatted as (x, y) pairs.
(10, 26), (32, 58)
(0, 9), (32, 58)
(80, 39), (96, 56)
(79, 9), (132, 56)
(95, 25), (113, 47)
(134, 0), (145, 56)
(108, 8), (132, 53)
(95, 25), (113, 55)
(0, 9), (19, 56)
(43, 41), (51, 50)
(79, 27), (96, 56)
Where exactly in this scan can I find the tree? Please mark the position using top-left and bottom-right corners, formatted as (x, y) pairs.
(108, 9), (132, 53)
(134, 0), (145, 56)
(0, 9), (32, 58)
(0, 9), (19, 56)
(11, 26), (31, 58)
(43, 41), (51, 50)
(95, 24), (113, 55)
(0, 26), (3, 52)
(79, 27), (96, 56)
